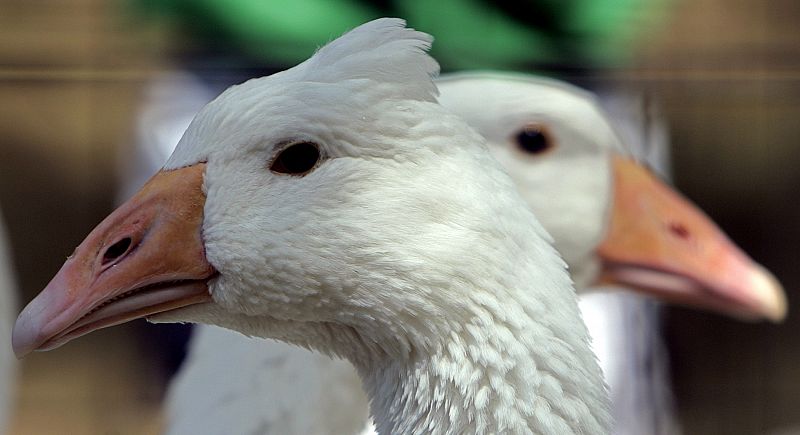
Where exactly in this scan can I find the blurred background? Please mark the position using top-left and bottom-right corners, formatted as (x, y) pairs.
(0, 0), (797, 434)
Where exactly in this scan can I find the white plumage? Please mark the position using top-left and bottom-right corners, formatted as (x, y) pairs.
(167, 328), (369, 435)
(164, 73), (673, 435)
(15, 19), (611, 434)
(162, 20), (610, 433)
(126, 66), (781, 435)
(437, 74), (679, 435)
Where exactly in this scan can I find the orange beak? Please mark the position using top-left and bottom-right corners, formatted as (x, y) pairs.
(12, 163), (216, 357)
(597, 156), (786, 322)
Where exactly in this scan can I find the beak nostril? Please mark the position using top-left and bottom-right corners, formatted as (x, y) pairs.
(102, 237), (132, 265)
(668, 222), (691, 240)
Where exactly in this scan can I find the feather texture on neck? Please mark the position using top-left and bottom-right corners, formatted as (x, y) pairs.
(356, 256), (611, 435)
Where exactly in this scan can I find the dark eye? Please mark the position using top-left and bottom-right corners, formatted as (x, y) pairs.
(515, 125), (553, 154)
(269, 141), (321, 175)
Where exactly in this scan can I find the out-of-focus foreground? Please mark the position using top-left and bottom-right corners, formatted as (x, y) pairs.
(0, 1), (798, 434)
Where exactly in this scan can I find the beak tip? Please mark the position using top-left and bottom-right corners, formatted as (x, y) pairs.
(11, 268), (74, 358)
(12, 320), (37, 359)
(752, 266), (788, 323)
(11, 295), (57, 358)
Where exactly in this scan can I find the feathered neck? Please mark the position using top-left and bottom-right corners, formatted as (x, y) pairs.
(352, 278), (611, 435)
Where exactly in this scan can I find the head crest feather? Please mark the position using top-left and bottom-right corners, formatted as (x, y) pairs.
(297, 18), (439, 102)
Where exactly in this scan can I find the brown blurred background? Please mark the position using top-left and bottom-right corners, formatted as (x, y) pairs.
(0, 1), (798, 434)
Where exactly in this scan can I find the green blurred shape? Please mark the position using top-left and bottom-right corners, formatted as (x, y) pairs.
(129, 0), (670, 70)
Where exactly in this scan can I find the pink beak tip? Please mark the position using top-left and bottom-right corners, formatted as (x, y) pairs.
(752, 265), (788, 323)
(12, 312), (40, 359)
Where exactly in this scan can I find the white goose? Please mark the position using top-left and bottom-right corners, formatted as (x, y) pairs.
(0, 207), (16, 434)
(14, 19), (612, 434)
(163, 73), (786, 435)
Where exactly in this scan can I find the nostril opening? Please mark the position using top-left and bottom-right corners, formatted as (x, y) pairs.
(102, 237), (132, 265)
(668, 222), (691, 240)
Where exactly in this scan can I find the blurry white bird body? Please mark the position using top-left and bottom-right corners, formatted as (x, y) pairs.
(168, 327), (368, 435)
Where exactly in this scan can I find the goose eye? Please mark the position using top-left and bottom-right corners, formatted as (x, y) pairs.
(515, 126), (553, 154)
(269, 142), (321, 176)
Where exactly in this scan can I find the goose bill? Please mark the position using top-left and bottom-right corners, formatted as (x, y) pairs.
(596, 156), (786, 322)
(12, 163), (216, 357)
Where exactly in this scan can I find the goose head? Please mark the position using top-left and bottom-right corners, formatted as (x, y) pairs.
(12, 21), (585, 368)
(437, 73), (786, 322)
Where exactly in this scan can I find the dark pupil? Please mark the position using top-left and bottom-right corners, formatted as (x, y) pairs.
(516, 128), (549, 154)
(271, 142), (320, 175)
